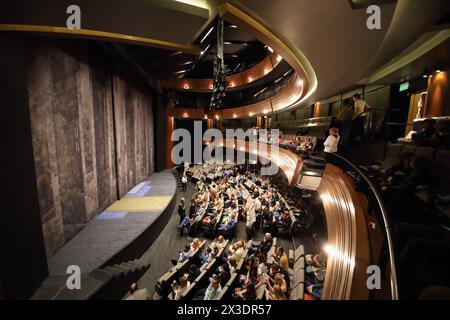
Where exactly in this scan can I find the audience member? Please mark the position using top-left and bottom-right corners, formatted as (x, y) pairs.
(125, 283), (149, 300)
(204, 275), (222, 300)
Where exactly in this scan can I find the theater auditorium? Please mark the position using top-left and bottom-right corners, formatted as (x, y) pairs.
(1, 0), (450, 301)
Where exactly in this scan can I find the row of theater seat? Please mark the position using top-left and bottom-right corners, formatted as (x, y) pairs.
(289, 245), (306, 300)
(371, 143), (450, 200)
(177, 240), (230, 300)
(155, 240), (208, 298)
(216, 241), (253, 300)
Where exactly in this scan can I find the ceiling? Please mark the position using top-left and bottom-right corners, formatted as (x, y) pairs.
(234, 0), (449, 105)
(101, 18), (269, 81)
(372, 36), (450, 84)
(6, 0), (449, 109)
(185, 20), (268, 78)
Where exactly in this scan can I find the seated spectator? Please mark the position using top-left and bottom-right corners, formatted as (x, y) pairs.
(305, 283), (324, 300)
(206, 245), (219, 263)
(212, 235), (226, 249)
(169, 276), (190, 300)
(267, 264), (290, 289)
(125, 283), (150, 300)
(266, 272), (288, 295)
(185, 264), (201, 283)
(256, 233), (273, 255)
(217, 213), (237, 236)
(228, 257), (238, 273)
(239, 256), (263, 288)
(412, 118), (436, 146)
(383, 156), (431, 192)
(204, 275), (222, 300)
(430, 119), (450, 149)
(232, 282), (257, 300)
(383, 152), (414, 186)
(171, 244), (194, 266)
(271, 247), (289, 271)
(218, 263), (231, 287)
(266, 284), (287, 301)
(273, 210), (292, 234)
(305, 265), (325, 285)
(225, 240), (245, 263)
(191, 238), (201, 250)
(189, 197), (198, 218)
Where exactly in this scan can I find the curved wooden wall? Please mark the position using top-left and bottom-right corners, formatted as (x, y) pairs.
(318, 164), (370, 300)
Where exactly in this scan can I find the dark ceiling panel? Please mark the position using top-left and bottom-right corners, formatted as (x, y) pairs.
(0, 0), (209, 45)
(348, 0), (397, 10)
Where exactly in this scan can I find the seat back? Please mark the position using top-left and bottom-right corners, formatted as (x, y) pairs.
(290, 282), (304, 300)
(401, 144), (417, 156)
(432, 150), (450, 196)
(294, 245), (305, 262)
(415, 146), (436, 162)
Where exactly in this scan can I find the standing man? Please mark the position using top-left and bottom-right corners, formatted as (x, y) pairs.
(181, 172), (188, 192)
(352, 94), (370, 141)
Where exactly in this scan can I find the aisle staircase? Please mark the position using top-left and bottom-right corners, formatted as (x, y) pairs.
(52, 259), (150, 300)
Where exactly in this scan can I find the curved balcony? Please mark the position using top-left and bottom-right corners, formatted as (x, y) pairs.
(168, 72), (304, 119)
(161, 52), (283, 92)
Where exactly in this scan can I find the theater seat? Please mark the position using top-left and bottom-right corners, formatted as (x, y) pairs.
(401, 144), (417, 156)
(288, 249), (295, 268)
(292, 269), (305, 288)
(415, 146), (436, 162)
(432, 150), (450, 197)
(294, 245), (305, 262)
(290, 282), (304, 300)
(293, 256), (305, 274)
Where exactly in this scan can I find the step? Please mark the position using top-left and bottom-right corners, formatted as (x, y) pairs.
(103, 266), (123, 277)
(53, 275), (106, 300)
(90, 269), (114, 282)
(123, 262), (144, 270)
(112, 264), (133, 276)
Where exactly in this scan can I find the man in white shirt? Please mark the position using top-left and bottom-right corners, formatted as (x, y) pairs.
(352, 94), (370, 140)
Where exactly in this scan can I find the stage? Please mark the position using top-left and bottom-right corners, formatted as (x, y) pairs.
(47, 171), (177, 276)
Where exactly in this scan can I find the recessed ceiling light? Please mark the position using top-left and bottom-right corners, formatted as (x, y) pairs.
(174, 69), (189, 74)
(267, 46), (274, 53)
(224, 42), (233, 45)
(200, 27), (214, 44)
(229, 25), (238, 29)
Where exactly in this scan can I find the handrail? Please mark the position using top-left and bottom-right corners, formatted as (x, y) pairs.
(330, 153), (399, 300)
